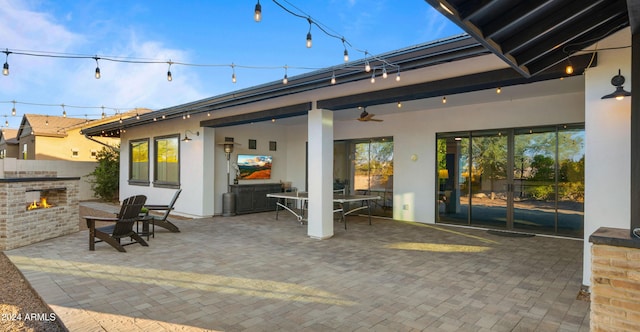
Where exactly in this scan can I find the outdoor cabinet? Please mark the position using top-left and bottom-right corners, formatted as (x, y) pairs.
(230, 183), (282, 214)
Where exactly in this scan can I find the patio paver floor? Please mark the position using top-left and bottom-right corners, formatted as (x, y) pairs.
(6, 204), (589, 331)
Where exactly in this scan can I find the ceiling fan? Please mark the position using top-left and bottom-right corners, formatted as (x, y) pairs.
(357, 107), (383, 122)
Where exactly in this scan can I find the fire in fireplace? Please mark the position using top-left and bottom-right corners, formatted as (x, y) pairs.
(27, 197), (54, 210)
(25, 188), (65, 211)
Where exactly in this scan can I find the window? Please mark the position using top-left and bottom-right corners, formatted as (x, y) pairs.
(22, 143), (27, 160)
(129, 139), (150, 185)
(154, 135), (180, 187)
(90, 149), (97, 158)
(71, 148), (79, 158)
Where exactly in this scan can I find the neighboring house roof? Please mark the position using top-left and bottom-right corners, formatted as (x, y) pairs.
(0, 129), (18, 144)
(18, 114), (86, 138)
(425, 0), (635, 77)
(21, 108), (151, 138)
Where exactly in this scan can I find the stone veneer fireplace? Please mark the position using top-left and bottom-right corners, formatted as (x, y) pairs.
(0, 171), (80, 250)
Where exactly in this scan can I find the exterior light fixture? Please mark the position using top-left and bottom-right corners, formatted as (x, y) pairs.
(11, 100), (16, 116)
(601, 69), (631, 101)
(330, 71), (336, 84)
(167, 61), (173, 82)
(182, 130), (199, 142)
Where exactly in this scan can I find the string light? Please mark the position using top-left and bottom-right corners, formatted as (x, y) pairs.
(11, 101), (16, 116)
(306, 18), (313, 48)
(342, 38), (349, 62)
(442, 96), (447, 104)
(254, 0), (262, 22)
(2, 49), (10, 76)
(370, 70), (376, 84)
(395, 68), (401, 82)
(61, 104), (66, 117)
(282, 65), (288, 84)
(167, 61), (173, 81)
(397, 101), (402, 108)
(565, 59), (574, 75)
(496, 87), (501, 94)
(382, 66), (388, 79)
(231, 63), (237, 83)
(330, 71), (336, 84)
(93, 57), (101, 79)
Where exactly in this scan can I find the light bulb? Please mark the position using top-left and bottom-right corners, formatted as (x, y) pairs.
(63, 110), (66, 118)
(343, 49), (349, 62)
(397, 101), (402, 108)
(331, 72), (336, 84)
(395, 72), (401, 82)
(370, 72), (375, 84)
(496, 87), (501, 94)
(232, 72), (237, 83)
(616, 95), (624, 101)
(382, 67), (388, 79)
(2, 62), (8, 76)
(565, 64), (574, 75)
(254, 1), (262, 22)
(306, 32), (312, 48)
(282, 74), (288, 84)
(365, 61), (371, 73)
(442, 96), (447, 104)
(95, 67), (101, 79)
(11, 107), (16, 116)
(167, 70), (172, 81)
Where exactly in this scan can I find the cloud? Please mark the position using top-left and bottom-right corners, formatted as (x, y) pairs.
(0, 0), (208, 125)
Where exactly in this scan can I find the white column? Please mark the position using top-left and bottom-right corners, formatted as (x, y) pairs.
(307, 108), (334, 239)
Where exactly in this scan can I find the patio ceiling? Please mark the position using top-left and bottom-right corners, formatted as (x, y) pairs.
(424, 0), (636, 77)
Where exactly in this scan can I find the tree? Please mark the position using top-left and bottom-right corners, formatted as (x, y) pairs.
(89, 146), (120, 202)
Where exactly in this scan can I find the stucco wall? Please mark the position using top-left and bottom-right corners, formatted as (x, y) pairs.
(583, 29), (632, 287)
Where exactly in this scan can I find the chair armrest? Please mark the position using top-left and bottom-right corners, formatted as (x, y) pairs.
(144, 205), (174, 211)
(83, 216), (119, 223)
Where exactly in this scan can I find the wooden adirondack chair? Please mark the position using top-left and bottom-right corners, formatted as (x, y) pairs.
(143, 189), (182, 235)
(85, 195), (148, 252)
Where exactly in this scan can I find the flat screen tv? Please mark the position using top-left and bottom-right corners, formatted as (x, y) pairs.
(237, 154), (272, 180)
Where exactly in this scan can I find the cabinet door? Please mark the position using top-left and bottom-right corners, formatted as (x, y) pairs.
(253, 186), (272, 211)
(235, 186), (255, 213)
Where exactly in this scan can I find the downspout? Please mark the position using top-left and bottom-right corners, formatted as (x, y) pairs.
(83, 133), (119, 152)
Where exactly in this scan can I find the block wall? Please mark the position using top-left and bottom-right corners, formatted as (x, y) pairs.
(591, 244), (640, 331)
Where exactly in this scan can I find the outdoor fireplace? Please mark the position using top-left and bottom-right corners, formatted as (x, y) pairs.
(0, 176), (80, 250)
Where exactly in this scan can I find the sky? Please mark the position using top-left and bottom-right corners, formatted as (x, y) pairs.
(0, 0), (462, 129)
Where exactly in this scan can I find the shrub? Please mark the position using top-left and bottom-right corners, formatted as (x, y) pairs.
(89, 146), (120, 202)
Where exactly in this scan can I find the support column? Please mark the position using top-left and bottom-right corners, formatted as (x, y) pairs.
(307, 108), (334, 239)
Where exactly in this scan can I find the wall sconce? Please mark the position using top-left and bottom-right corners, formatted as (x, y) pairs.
(181, 130), (199, 142)
(602, 69), (632, 101)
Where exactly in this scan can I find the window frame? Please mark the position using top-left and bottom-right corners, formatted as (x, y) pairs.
(129, 138), (150, 186)
(153, 134), (180, 188)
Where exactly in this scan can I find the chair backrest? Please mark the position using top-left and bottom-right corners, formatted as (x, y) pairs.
(113, 195), (147, 235)
(160, 189), (182, 220)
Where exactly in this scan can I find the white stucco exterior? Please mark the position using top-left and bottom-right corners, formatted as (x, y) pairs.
(114, 28), (632, 287)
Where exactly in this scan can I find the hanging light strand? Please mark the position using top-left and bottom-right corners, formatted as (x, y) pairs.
(270, 0), (400, 72)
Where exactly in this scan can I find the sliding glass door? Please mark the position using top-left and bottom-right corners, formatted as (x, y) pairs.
(334, 137), (393, 217)
(436, 125), (584, 238)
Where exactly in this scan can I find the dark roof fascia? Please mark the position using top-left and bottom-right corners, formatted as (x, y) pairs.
(82, 35), (490, 136)
(318, 52), (596, 111)
(199, 102), (312, 128)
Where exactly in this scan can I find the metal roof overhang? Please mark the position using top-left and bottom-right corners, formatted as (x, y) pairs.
(82, 35), (490, 136)
(424, 0), (635, 78)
